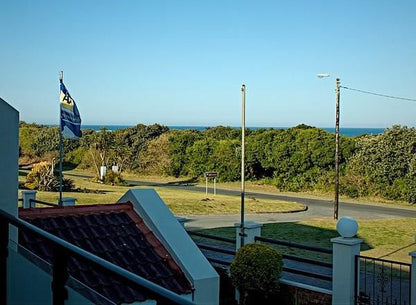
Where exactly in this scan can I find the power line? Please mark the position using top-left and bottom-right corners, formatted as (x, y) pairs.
(340, 86), (416, 102)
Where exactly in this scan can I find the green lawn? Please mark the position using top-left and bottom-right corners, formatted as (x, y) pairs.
(199, 218), (416, 263)
(18, 170), (304, 215)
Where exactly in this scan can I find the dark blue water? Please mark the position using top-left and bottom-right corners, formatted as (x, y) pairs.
(81, 125), (385, 137)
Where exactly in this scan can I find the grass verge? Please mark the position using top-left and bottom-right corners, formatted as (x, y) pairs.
(200, 218), (416, 263)
(18, 170), (304, 215)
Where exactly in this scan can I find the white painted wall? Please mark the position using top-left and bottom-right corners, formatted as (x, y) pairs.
(0, 98), (19, 242)
(118, 189), (220, 305)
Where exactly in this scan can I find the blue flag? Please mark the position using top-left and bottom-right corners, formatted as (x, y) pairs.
(60, 81), (82, 139)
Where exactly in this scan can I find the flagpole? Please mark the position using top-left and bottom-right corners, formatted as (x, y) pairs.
(58, 71), (64, 206)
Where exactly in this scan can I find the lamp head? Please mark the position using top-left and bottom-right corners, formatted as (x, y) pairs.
(317, 73), (331, 78)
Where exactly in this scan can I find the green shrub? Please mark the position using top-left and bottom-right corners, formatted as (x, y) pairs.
(103, 170), (127, 186)
(230, 243), (283, 304)
(25, 161), (73, 191)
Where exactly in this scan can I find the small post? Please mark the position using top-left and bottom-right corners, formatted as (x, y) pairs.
(61, 197), (76, 206)
(0, 218), (9, 305)
(234, 221), (262, 250)
(410, 251), (416, 305)
(52, 246), (69, 305)
(214, 177), (216, 195)
(205, 176), (208, 196)
(331, 217), (362, 305)
(21, 190), (37, 208)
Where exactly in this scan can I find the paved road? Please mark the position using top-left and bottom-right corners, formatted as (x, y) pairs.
(67, 173), (416, 229)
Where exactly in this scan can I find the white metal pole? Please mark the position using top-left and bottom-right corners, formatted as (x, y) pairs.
(240, 84), (246, 247)
(205, 176), (208, 196)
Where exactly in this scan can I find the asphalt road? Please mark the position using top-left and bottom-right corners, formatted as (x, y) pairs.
(67, 173), (416, 229)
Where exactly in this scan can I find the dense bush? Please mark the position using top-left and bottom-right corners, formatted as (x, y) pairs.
(230, 243), (283, 305)
(345, 125), (416, 203)
(103, 170), (127, 186)
(19, 122), (416, 203)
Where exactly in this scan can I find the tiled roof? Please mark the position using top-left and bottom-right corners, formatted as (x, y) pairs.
(18, 202), (193, 304)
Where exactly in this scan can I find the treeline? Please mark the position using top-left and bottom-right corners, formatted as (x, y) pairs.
(19, 122), (416, 203)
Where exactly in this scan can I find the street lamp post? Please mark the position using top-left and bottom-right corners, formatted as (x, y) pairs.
(318, 74), (341, 220)
(334, 77), (340, 220)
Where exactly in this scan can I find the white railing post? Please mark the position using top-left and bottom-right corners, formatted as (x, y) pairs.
(410, 251), (416, 305)
(234, 221), (262, 250)
(61, 197), (76, 206)
(331, 217), (362, 305)
(21, 190), (37, 208)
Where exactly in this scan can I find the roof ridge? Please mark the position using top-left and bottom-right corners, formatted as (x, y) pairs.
(19, 202), (133, 219)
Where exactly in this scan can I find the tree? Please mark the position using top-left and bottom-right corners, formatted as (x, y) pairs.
(186, 138), (217, 177)
(80, 127), (114, 178)
(138, 133), (172, 175)
(167, 130), (201, 177)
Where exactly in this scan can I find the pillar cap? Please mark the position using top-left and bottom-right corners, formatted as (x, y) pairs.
(21, 190), (37, 194)
(337, 216), (358, 238)
(234, 221), (263, 229)
(331, 236), (363, 245)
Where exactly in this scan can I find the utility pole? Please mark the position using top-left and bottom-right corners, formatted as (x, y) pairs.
(334, 78), (340, 220)
(240, 84), (246, 247)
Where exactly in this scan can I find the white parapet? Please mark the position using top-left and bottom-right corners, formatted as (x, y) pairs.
(118, 189), (220, 305)
(0, 97), (19, 242)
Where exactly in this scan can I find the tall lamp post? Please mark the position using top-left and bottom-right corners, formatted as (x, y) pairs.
(318, 74), (341, 220)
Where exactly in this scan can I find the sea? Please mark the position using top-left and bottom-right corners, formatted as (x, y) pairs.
(80, 125), (386, 137)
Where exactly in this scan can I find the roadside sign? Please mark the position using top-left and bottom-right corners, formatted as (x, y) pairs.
(204, 172), (218, 195)
(204, 172), (217, 178)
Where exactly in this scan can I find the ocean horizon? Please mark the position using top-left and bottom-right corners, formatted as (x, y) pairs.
(76, 124), (385, 137)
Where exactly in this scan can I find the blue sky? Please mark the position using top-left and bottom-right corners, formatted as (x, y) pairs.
(1, 1), (416, 127)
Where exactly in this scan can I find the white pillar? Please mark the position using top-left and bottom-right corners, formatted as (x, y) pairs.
(100, 166), (107, 180)
(21, 190), (37, 208)
(331, 217), (362, 305)
(234, 221), (262, 250)
(410, 251), (416, 305)
(61, 197), (76, 206)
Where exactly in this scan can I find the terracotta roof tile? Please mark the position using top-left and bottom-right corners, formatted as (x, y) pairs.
(18, 202), (193, 304)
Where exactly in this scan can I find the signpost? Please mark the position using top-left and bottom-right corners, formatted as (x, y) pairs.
(204, 172), (217, 196)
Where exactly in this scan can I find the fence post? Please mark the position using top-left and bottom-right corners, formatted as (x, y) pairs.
(21, 190), (37, 208)
(0, 218), (9, 305)
(331, 217), (362, 305)
(234, 221), (262, 250)
(410, 251), (416, 305)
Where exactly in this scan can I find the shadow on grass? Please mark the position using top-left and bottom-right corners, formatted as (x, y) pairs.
(166, 176), (199, 186)
(198, 222), (373, 261)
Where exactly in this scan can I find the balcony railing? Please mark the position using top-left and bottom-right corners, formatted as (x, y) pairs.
(0, 209), (195, 305)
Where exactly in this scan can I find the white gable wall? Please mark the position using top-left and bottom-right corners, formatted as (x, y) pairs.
(118, 189), (220, 305)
